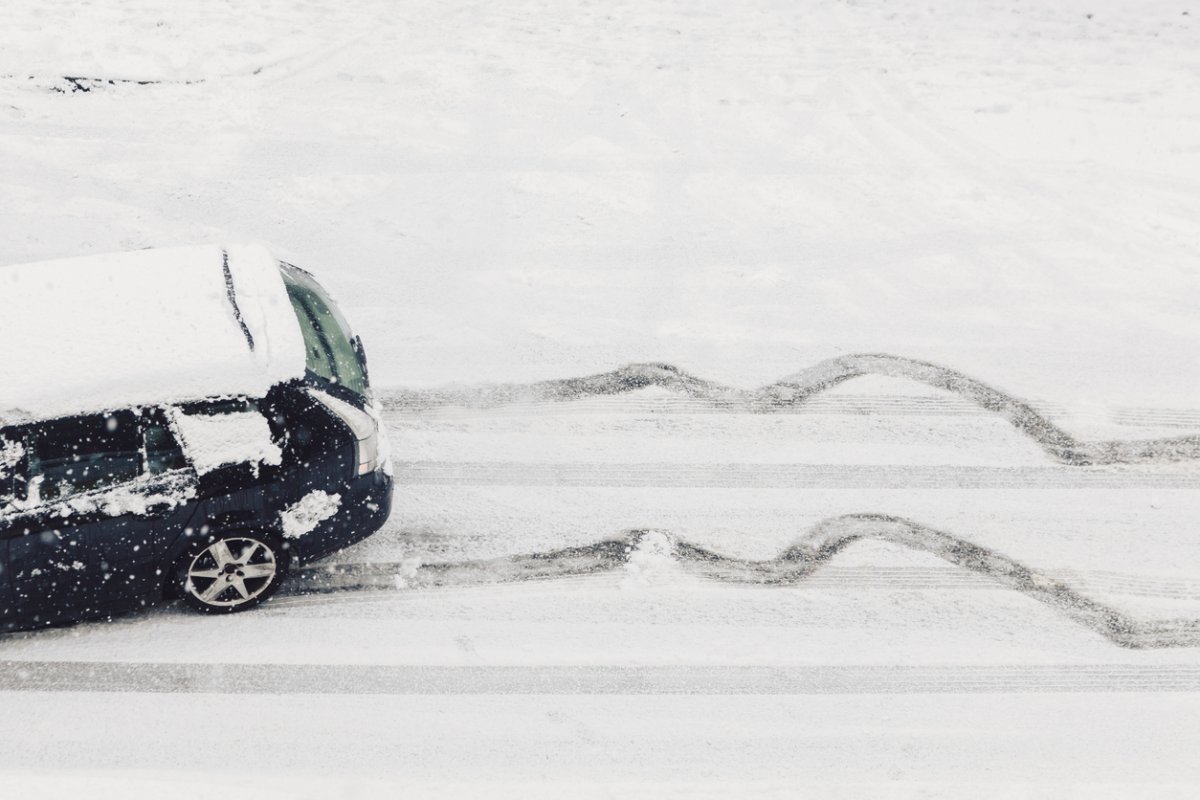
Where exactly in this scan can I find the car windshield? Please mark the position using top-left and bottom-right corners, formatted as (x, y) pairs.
(280, 263), (370, 399)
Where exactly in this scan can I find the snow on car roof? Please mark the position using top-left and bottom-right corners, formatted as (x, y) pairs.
(0, 243), (306, 423)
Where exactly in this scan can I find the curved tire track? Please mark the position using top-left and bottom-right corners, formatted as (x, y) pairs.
(381, 353), (1200, 466)
(285, 514), (1200, 650)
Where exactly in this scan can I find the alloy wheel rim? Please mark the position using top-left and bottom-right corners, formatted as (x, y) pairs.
(185, 537), (278, 607)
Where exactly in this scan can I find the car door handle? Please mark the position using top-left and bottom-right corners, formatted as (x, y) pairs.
(143, 501), (175, 518)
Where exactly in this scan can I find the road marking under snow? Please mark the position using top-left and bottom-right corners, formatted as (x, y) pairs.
(394, 462), (1198, 489)
(4, 662), (1200, 695)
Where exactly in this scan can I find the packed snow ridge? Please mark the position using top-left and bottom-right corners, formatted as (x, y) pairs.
(168, 408), (283, 476)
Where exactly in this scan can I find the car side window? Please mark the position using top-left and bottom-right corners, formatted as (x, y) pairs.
(25, 411), (142, 504)
(143, 414), (188, 475)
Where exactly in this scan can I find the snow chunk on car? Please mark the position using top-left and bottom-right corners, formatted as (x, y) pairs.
(0, 436), (23, 479)
(280, 490), (342, 539)
(168, 407), (282, 475)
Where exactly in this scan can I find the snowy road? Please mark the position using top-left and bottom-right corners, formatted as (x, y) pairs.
(4, 380), (1200, 796)
(6, 693), (1200, 799)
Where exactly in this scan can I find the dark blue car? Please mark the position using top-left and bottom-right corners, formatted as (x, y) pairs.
(0, 247), (393, 629)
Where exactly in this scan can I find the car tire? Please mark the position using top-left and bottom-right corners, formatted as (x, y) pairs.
(176, 532), (288, 614)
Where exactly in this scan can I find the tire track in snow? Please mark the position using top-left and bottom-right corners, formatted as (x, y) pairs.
(380, 354), (1200, 466)
(280, 564), (1200, 602)
(283, 516), (1200, 649)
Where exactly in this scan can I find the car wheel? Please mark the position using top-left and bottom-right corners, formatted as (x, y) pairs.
(178, 533), (286, 614)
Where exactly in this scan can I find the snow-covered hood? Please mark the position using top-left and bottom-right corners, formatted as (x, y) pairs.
(0, 243), (307, 422)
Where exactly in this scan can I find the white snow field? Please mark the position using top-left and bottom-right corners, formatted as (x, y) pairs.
(2, 0), (1200, 797)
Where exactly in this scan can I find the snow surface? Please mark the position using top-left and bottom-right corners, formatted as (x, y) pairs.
(1, 0), (1196, 411)
(0, 243), (305, 420)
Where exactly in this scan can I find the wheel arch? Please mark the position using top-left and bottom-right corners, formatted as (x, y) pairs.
(160, 511), (293, 600)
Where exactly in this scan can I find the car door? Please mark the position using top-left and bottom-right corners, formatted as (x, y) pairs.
(2, 413), (131, 625)
(92, 409), (199, 606)
(0, 410), (199, 626)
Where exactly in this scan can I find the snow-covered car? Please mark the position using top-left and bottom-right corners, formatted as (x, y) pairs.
(0, 244), (392, 630)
